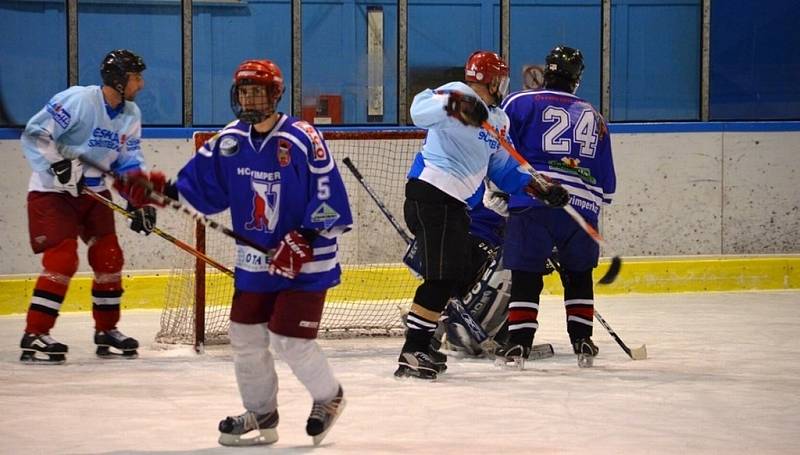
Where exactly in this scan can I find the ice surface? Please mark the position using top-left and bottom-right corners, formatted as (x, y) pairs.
(1, 291), (799, 454)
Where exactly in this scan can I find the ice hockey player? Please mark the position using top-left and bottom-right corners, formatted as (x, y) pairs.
(395, 50), (570, 380)
(19, 49), (148, 364)
(498, 45), (617, 367)
(118, 59), (351, 446)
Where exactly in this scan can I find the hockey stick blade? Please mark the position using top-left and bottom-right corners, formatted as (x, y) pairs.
(628, 344), (648, 361)
(594, 310), (647, 360)
(598, 255), (622, 284)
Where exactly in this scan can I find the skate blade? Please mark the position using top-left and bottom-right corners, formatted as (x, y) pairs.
(528, 344), (555, 361)
(20, 351), (65, 365)
(393, 365), (438, 381)
(311, 397), (347, 446)
(218, 428), (278, 447)
(494, 356), (525, 370)
(96, 346), (139, 359)
(577, 353), (594, 368)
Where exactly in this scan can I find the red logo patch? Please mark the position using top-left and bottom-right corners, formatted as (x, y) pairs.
(277, 139), (292, 167)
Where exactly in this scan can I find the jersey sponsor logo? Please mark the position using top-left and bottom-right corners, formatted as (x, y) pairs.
(46, 102), (71, 129)
(293, 121), (327, 161)
(235, 247), (270, 272)
(569, 196), (600, 215)
(88, 128), (122, 151)
(237, 167), (280, 180)
(477, 130), (502, 150)
(126, 137), (141, 153)
(245, 179), (279, 233)
(219, 136), (239, 157)
(548, 158), (596, 184)
(299, 320), (319, 328)
(310, 202), (340, 229)
(277, 139), (291, 166)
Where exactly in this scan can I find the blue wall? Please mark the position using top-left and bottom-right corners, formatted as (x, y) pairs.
(1, 0), (799, 126)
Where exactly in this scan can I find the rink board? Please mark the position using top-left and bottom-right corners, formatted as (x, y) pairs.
(0, 255), (798, 315)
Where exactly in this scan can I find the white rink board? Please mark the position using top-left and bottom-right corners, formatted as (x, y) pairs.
(1, 290), (799, 454)
(0, 129), (798, 275)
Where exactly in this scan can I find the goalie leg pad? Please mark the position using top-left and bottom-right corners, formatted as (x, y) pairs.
(230, 322), (278, 415)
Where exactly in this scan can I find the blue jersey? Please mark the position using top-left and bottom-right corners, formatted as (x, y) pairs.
(501, 90), (616, 224)
(21, 85), (145, 192)
(408, 81), (532, 207)
(469, 203), (505, 248)
(175, 115), (353, 293)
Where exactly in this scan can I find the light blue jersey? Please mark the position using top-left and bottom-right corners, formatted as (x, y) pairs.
(408, 81), (531, 206)
(21, 85), (144, 193)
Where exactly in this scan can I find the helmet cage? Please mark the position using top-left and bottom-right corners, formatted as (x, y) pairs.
(230, 60), (285, 124)
(465, 51), (510, 103)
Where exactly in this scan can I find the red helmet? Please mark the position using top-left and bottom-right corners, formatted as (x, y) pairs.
(464, 51), (510, 101)
(230, 59), (285, 124)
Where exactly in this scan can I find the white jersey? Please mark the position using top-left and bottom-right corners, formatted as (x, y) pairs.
(21, 85), (145, 193)
(408, 81), (530, 205)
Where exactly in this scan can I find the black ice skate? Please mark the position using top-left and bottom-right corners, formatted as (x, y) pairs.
(394, 351), (440, 380)
(573, 337), (599, 368)
(306, 386), (346, 445)
(494, 343), (530, 370)
(218, 409), (279, 446)
(20, 333), (68, 364)
(428, 346), (448, 373)
(94, 328), (139, 359)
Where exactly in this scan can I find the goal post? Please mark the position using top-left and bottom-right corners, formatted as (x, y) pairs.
(155, 128), (427, 349)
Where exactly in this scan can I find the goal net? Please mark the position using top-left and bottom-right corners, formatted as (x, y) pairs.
(155, 129), (426, 347)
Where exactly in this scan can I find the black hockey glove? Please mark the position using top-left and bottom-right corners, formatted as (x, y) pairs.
(445, 92), (488, 127)
(127, 202), (157, 236)
(50, 159), (72, 184)
(524, 175), (570, 208)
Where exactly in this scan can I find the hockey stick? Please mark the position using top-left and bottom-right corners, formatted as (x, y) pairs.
(481, 121), (621, 285)
(593, 310), (647, 360)
(545, 257), (646, 360)
(341, 157), (413, 244)
(76, 155), (274, 257)
(342, 156), (491, 344)
(82, 189), (234, 278)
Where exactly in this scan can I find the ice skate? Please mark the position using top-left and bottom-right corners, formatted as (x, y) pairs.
(218, 409), (279, 446)
(20, 333), (68, 364)
(573, 337), (599, 368)
(94, 328), (139, 359)
(394, 351), (439, 380)
(428, 346), (448, 373)
(494, 343), (530, 370)
(306, 386), (346, 445)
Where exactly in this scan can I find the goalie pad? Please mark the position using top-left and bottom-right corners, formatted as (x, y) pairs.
(444, 251), (512, 355)
(402, 238), (423, 278)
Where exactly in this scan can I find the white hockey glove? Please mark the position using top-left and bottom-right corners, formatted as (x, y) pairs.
(49, 159), (83, 197)
(482, 190), (509, 217)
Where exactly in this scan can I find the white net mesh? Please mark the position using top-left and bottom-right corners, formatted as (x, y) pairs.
(155, 129), (426, 346)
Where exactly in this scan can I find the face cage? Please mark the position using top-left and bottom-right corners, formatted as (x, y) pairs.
(230, 83), (275, 125)
(497, 76), (510, 101)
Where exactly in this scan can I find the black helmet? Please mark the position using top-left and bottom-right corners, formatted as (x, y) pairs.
(100, 49), (146, 94)
(544, 45), (584, 93)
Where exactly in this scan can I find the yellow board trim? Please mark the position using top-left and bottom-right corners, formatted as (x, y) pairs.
(0, 256), (797, 315)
